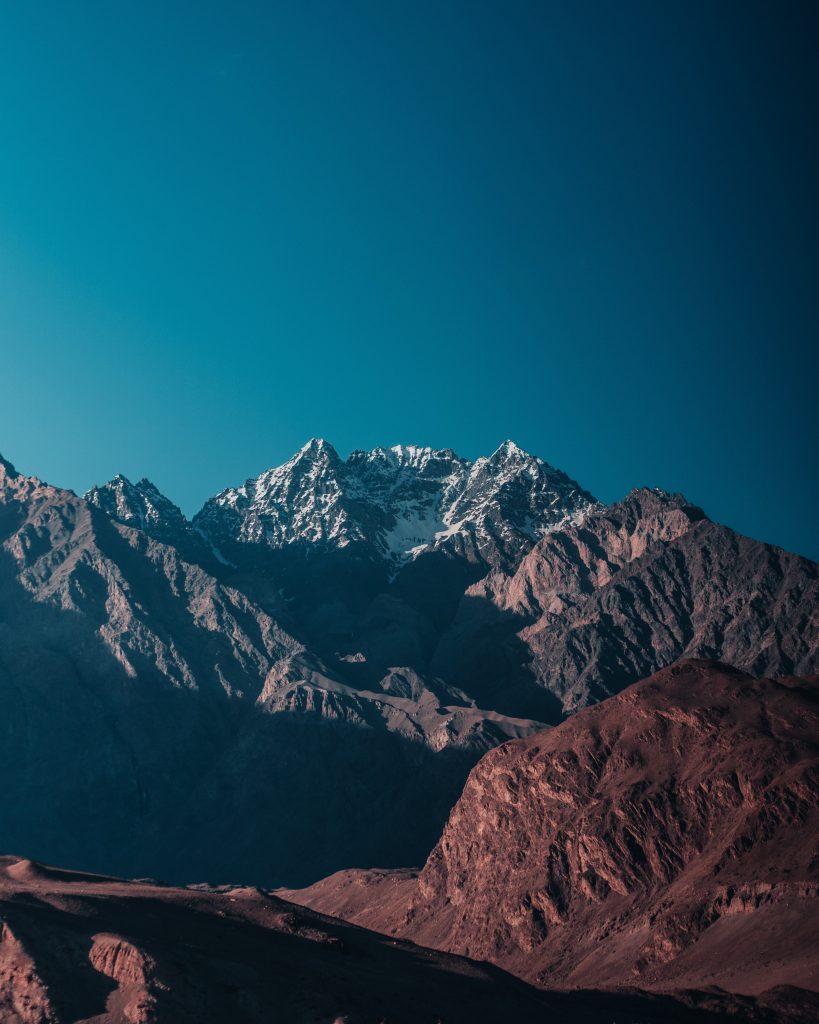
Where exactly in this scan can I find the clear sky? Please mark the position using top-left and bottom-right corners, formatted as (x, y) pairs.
(0, 2), (816, 558)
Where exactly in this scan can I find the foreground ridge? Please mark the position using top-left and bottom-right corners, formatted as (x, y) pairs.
(0, 855), (813, 1024)
(284, 660), (819, 1000)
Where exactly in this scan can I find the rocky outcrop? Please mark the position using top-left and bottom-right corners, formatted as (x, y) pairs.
(85, 474), (221, 570)
(83, 451), (818, 725)
(0, 919), (58, 1024)
(285, 661), (819, 996)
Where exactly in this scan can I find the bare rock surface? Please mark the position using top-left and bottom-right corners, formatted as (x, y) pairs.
(192, 438), (598, 570)
(0, 856), (552, 1023)
(284, 661), (819, 1000)
(3, 446), (817, 893)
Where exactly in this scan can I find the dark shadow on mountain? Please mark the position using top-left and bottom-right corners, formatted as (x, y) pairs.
(429, 590), (565, 722)
(0, 541), (489, 888)
(219, 540), (390, 651)
(155, 709), (483, 888)
(3, 869), (809, 1023)
(2, 899), (118, 1021)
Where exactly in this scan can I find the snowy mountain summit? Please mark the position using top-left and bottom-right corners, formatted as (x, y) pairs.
(86, 474), (189, 543)
(192, 439), (600, 567)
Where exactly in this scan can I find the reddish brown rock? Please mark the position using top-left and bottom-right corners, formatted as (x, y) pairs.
(285, 661), (819, 999)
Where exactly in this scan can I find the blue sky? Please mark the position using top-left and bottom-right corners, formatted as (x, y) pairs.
(0, 2), (816, 558)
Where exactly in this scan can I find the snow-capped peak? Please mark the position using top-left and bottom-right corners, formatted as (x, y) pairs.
(194, 441), (601, 569)
(296, 437), (340, 459)
(85, 475), (188, 538)
(491, 439), (532, 460)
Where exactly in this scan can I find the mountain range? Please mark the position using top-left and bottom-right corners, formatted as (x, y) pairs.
(2, 442), (817, 889)
(1, 441), (818, 1020)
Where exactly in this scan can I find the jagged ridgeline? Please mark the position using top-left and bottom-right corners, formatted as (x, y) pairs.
(0, 442), (815, 886)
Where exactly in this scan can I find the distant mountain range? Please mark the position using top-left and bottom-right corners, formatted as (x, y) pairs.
(84, 440), (817, 720)
(89, 439), (599, 569)
(1, 442), (816, 888)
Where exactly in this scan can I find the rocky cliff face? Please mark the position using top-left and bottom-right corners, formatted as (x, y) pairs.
(87, 440), (602, 683)
(286, 661), (819, 996)
(85, 474), (189, 544)
(85, 473), (220, 569)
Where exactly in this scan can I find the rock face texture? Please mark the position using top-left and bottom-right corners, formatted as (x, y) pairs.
(4, 444), (819, 1012)
(1, 857), (815, 1024)
(85, 474), (190, 546)
(86, 440), (604, 703)
(284, 662), (819, 998)
(0, 456), (538, 887)
(85, 474), (218, 570)
(433, 489), (819, 719)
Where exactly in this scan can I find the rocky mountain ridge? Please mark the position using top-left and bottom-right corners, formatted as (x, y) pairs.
(3, 445), (819, 1012)
(87, 439), (599, 568)
(3, 444), (818, 890)
(433, 487), (818, 717)
(83, 444), (818, 726)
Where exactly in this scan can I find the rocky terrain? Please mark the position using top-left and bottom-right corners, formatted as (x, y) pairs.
(283, 661), (819, 999)
(433, 489), (818, 718)
(2, 443), (818, 892)
(3, 441), (819, 1017)
(87, 443), (818, 726)
(0, 454), (537, 887)
(191, 438), (599, 570)
(0, 856), (557, 1024)
(1, 856), (816, 1024)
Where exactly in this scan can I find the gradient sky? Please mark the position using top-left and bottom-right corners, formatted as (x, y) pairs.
(0, 2), (816, 557)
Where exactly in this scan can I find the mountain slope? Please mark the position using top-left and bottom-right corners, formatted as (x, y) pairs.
(85, 474), (189, 544)
(0, 857), (554, 1024)
(283, 661), (819, 997)
(88, 447), (817, 726)
(0, 455), (539, 887)
(5, 446), (818, 890)
(433, 489), (818, 718)
(85, 473), (223, 569)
